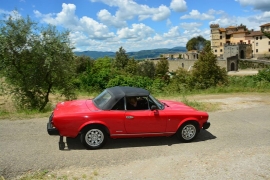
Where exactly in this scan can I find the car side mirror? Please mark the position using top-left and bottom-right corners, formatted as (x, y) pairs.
(151, 105), (158, 111)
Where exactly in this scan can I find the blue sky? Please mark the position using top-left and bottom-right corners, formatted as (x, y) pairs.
(1, 0), (270, 52)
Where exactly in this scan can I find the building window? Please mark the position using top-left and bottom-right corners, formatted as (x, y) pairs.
(256, 49), (258, 53)
(269, 48), (270, 52)
(256, 37), (258, 40)
(256, 42), (258, 46)
(269, 41), (270, 45)
(220, 42), (222, 46)
(260, 36), (262, 40)
(215, 49), (217, 52)
(248, 40), (250, 44)
(220, 49), (222, 52)
(220, 36), (222, 39)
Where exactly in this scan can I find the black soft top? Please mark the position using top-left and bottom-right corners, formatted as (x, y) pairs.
(94, 86), (150, 110)
(107, 86), (150, 97)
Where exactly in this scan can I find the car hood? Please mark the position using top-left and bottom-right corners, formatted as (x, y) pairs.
(161, 100), (198, 111)
(53, 99), (99, 115)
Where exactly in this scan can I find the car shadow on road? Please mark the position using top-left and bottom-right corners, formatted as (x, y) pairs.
(60, 130), (216, 150)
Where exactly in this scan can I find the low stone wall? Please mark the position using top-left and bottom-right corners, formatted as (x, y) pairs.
(152, 59), (228, 71)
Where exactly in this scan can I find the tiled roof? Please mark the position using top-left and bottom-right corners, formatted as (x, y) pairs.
(226, 26), (237, 29)
(260, 23), (270, 27)
(245, 31), (263, 37)
(219, 28), (226, 32)
(231, 31), (248, 34)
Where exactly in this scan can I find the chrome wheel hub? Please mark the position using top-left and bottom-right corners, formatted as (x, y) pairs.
(182, 124), (196, 140)
(85, 129), (104, 147)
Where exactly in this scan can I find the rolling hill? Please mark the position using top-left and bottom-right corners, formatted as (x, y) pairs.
(74, 46), (186, 59)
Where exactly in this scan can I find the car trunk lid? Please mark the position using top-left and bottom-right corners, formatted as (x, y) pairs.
(53, 99), (99, 115)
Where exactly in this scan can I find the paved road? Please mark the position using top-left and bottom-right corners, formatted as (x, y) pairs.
(0, 105), (270, 179)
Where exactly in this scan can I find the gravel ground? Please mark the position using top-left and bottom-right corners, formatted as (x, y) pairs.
(0, 94), (270, 180)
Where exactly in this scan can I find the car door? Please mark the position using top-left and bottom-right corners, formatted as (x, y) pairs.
(124, 96), (167, 134)
(124, 109), (167, 134)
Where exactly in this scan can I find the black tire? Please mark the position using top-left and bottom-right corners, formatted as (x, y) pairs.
(176, 122), (198, 143)
(81, 126), (108, 150)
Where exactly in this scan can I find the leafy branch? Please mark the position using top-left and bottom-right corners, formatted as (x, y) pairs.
(262, 30), (270, 39)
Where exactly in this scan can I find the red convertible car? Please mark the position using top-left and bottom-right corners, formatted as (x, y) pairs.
(47, 86), (210, 149)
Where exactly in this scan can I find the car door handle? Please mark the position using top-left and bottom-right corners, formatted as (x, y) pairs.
(126, 116), (134, 119)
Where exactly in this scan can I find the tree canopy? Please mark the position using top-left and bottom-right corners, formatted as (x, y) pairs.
(114, 47), (129, 70)
(191, 43), (228, 89)
(186, 36), (208, 51)
(0, 13), (76, 111)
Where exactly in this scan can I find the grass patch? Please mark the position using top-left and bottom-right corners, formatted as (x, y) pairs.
(19, 170), (49, 180)
(0, 109), (51, 120)
(180, 95), (220, 112)
(154, 94), (220, 112)
(15, 169), (99, 180)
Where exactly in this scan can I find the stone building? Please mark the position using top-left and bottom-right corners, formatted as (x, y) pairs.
(161, 50), (199, 60)
(223, 43), (252, 60)
(210, 23), (270, 59)
(151, 23), (270, 72)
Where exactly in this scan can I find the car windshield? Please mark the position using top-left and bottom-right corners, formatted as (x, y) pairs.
(93, 90), (112, 108)
(149, 94), (164, 110)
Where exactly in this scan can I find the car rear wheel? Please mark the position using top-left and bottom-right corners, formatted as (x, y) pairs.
(81, 127), (107, 149)
(177, 122), (198, 142)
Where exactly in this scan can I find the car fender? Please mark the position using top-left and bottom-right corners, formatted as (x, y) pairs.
(177, 117), (200, 130)
(78, 120), (111, 135)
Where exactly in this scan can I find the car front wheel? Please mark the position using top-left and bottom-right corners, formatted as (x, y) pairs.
(81, 127), (107, 149)
(177, 122), (198, 142)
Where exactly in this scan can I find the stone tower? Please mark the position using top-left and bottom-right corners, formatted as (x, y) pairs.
(210, 24), (221, 57)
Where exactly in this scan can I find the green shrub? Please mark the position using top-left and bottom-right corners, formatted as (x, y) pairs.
(106, 75), (153, 89)
(256, 68), (270, 82)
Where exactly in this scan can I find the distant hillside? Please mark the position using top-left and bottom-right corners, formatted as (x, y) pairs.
(74, 46), (186, 59)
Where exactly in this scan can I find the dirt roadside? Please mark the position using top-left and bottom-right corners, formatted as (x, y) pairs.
(189, 92), (270, 112)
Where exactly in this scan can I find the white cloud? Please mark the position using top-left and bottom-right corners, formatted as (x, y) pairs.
(34, 3), (115, 40)
(166, 19), (172, 26)
(0, 9), (22, 19)
(91, 0), (171, 23)
(152, 5), (171, 21)
(207, 9), (225, 15)
(209, 17), (238, 27)
(163, 26), (180, 38)
(235, 0), (270, 11)
(182, 28), (210, 41)
(170, 0), (187, 12)
(117, 23), (155, 40)
(209, 11), (269, 30)
(97, 9), (127, 28)
(79, 16), (115, 40)
(180, 22), (202, 30)
(34, 3), (79, 28)
(248, 11), (270, 24)
(180, 10), (215, 20)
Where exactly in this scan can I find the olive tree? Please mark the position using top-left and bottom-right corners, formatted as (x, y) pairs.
(191, 43), (228, 89)
(0, 13), (76, 111)
(114, 46), (129, 70)
(186, 36), (207, 51)
(137, 60), (155, 79)
(155, 58), (169, 77)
